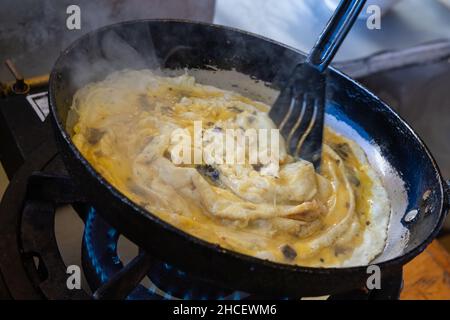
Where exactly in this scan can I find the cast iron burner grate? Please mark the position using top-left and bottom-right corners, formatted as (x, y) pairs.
(83, 208), (245, 300)
(0, 140), (403, 300)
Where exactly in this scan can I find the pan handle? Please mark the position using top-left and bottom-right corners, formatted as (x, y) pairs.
(307, 0), (367, 72)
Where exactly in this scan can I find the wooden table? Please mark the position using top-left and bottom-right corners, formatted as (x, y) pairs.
(401, 240), (450, 300)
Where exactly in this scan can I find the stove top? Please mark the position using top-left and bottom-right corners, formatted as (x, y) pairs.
(1, 41), (449, 300)
(0, 135), (403, 300)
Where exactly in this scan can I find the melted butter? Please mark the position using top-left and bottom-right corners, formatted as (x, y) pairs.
(70, 71), (381, 267)
(302, 129), (373, 266)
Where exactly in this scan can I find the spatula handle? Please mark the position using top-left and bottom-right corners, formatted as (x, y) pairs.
(307, 0), (366, 72)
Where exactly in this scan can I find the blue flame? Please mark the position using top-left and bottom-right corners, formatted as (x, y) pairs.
(163, 291), (172, 300)
(84, 208), (245, 301)
(148, 284), (157, 295)
(84, 208), (110, 284)
(163, 263), (172, 270)
(232, 291), (242, 300)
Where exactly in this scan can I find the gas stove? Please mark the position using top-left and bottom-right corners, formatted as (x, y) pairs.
(1, 40), (449, 300)
(0, 114), (403, 300)
(0, 89), (404, 300)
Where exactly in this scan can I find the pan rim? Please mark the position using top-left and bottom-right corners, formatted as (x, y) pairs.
(48, 18), (448, 276)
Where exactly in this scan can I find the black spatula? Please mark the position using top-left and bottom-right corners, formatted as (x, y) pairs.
(269, 0), (366, 169)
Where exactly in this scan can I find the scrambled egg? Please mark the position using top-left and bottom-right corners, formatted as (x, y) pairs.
(70, 70), (390, 267)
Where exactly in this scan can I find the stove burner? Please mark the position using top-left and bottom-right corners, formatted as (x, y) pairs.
(0, 138), (403, 300)
(82, 208), (244, 300)
(82, 208), (159, 300)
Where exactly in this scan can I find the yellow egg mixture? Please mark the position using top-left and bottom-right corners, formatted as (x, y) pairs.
(70, 70), (390, 267)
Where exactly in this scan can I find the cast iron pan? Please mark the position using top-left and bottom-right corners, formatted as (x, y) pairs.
(49, 20), (450, 297)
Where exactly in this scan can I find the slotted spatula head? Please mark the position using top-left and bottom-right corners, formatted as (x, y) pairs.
(269, 63), (325, 169)
(269, 0), (366, 170)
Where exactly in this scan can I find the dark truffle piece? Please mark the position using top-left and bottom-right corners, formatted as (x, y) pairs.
(281, 245), (297, 261)
(86, 127), (105, 145)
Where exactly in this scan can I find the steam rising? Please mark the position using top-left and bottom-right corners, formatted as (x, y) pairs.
(66, 29), (157, 90)
(0, 0), (215, 81)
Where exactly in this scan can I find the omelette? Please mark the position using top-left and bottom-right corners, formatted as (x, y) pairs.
(70, 70), (390, 267)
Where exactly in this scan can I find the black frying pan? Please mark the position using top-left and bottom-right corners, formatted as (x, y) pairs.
(49, 20), (450, 297)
